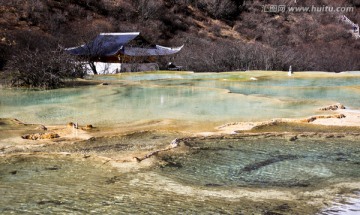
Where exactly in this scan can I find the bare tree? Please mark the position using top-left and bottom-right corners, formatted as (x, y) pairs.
(196, 0), (238, 19)
(65, 22), (113, 75)
(6, 48), (83, 89)
(5, 31), (85, 89)
(0, 43), (9, 71)
(81, 38), (108, 75)
(133, 0), (164, 20)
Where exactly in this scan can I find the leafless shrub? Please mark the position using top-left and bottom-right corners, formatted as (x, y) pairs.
(159, 15), (190, 39)
(108, 1), (136, 21)
(175, 36), (283, 72)
(6, 48), (83, 89)
(5, 31), (84, 89)
(176, 32), (359, 73)
(0, 43), (10, 71)
(67, 4), (87, 18)
(321, 24), (350, 42)
(133, 0), (164, 20)
(67, 0), (108, 15)
(196, 0), (239, 19)
(349, 0), (360, 7)
(210, 24), (222, 37)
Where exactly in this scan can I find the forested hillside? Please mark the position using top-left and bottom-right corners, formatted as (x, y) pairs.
(1, 0), (360, 73)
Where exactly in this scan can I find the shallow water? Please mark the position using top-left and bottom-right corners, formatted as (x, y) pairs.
(1, 135), (359, 214)
(1, 85), (316, 125)
(0, 155), (304, 214)
(1, 71), (360, 214)
(2, 72), (360, 125)
(319, 192), (360, 215)
(157, 137), (360, 188)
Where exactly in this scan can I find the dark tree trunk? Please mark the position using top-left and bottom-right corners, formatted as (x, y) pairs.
(88, 61), (98, 75)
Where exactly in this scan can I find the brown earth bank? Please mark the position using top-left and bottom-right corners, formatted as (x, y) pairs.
(0, 0), (359, 73)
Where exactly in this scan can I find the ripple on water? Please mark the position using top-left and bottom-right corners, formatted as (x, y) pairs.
(157, 137), (360, 188)
(1, 135), (359, 214)
(0, 155), (293, 214)
(318, 192), (360, 215)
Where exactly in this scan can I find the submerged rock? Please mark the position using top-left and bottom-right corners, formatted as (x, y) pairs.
(263, 211), (283, 215)
(205, 183), (222, 187)
(45, 166), (60, 171)
(274, 203), (291, 211)
(288, 136), (298, 141)
(325, 134), (335, 138)
(10, 170), (17, 175)
(240, 154), (299, 173)
(105, 176), (121, 184)
(37, 200), (64, 205)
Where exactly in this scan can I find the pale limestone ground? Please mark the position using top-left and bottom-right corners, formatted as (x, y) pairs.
(204, 109), (360, 136)
(311, 109), (360, 127)
(3, 106), (359, 156)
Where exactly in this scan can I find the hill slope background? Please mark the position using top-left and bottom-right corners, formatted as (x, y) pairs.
(0, 0), (359, 72)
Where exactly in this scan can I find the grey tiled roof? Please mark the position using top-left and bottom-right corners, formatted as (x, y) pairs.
(65, 32), (183, 57)
(123, 45), (184, 56)
(65, 32), (140, 56)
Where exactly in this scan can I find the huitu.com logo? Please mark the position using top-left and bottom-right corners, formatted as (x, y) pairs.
(263, 5), (354, 13)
